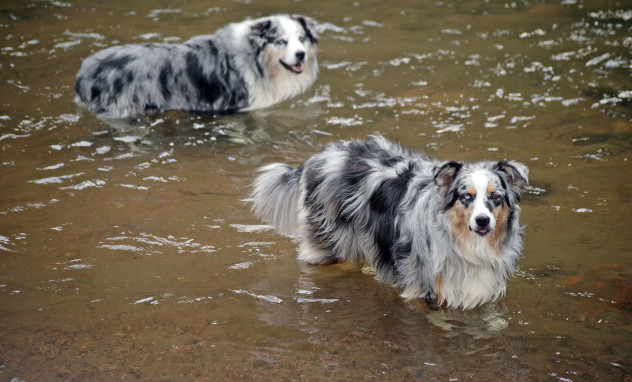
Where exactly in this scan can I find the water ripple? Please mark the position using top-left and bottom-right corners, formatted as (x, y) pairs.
(99, 233), (216, 255)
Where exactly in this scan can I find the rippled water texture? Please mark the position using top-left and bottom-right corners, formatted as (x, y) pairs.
(1, 1), (631, 380)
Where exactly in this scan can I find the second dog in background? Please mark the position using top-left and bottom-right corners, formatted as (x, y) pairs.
(75, 14), (319, 118)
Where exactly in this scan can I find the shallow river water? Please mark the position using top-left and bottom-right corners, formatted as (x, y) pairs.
(1, 0), (631, 381)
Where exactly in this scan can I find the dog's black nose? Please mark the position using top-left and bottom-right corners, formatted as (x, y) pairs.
(475, 215), (490, 227)
(296, 51), (305, 62)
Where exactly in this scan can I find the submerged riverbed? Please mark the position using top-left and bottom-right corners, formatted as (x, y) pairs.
(1, 0), (631, 380)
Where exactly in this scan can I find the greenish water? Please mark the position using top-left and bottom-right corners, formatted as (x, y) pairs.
(1, 0), (630, 380)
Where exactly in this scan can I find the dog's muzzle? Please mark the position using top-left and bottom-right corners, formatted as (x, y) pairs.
(280, 51), (306, 74)
(473, 215), (492, 236)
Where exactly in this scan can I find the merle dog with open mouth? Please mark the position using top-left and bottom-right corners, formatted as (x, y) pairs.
(251, 136), (529, 309)
(75, 14), (319, 118)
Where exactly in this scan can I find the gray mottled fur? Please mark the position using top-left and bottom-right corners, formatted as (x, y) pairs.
(251, 136), (528, 309)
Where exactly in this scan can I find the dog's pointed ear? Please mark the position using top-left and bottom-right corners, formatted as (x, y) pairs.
(250, 19), (272, 37)
(434, 161), (462, 196)
(292, 15), (319, 43)
(494, 160), (529, 199)
(249, 19), (272, 48)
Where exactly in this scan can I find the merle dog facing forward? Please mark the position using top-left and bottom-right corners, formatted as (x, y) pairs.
(251, 136), (529, 309)
(75, 15), (319, 118)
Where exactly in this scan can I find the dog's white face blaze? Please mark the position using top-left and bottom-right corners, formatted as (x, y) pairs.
(275, 18), (309, 73)
(468, 170), (496, 236)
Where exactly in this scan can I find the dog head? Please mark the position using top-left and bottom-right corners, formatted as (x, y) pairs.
(435, 160), (528, 238)
(249, 15), (318, 76)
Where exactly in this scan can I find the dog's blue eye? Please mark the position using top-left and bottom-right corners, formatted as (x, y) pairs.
(275, 39), (288, 46)
(299, 36), (306, 43)
(461, 194), (472, 201)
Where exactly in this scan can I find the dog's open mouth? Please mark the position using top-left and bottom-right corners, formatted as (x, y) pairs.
(474, 227), (491, 237)
(280, 60), (303, 74)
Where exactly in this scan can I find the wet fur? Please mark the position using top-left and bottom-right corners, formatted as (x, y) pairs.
(251, 136), (528, 309)
(75, 15), (318, 118)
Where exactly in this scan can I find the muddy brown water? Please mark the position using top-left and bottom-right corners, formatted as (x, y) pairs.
(1, 0), (631, 381)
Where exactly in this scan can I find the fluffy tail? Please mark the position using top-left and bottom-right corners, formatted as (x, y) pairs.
(250, 163), (302, 236)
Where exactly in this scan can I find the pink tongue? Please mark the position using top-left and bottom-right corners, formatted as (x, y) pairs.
(479, 229), (487, 234)
(293, 64), (302, 71)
